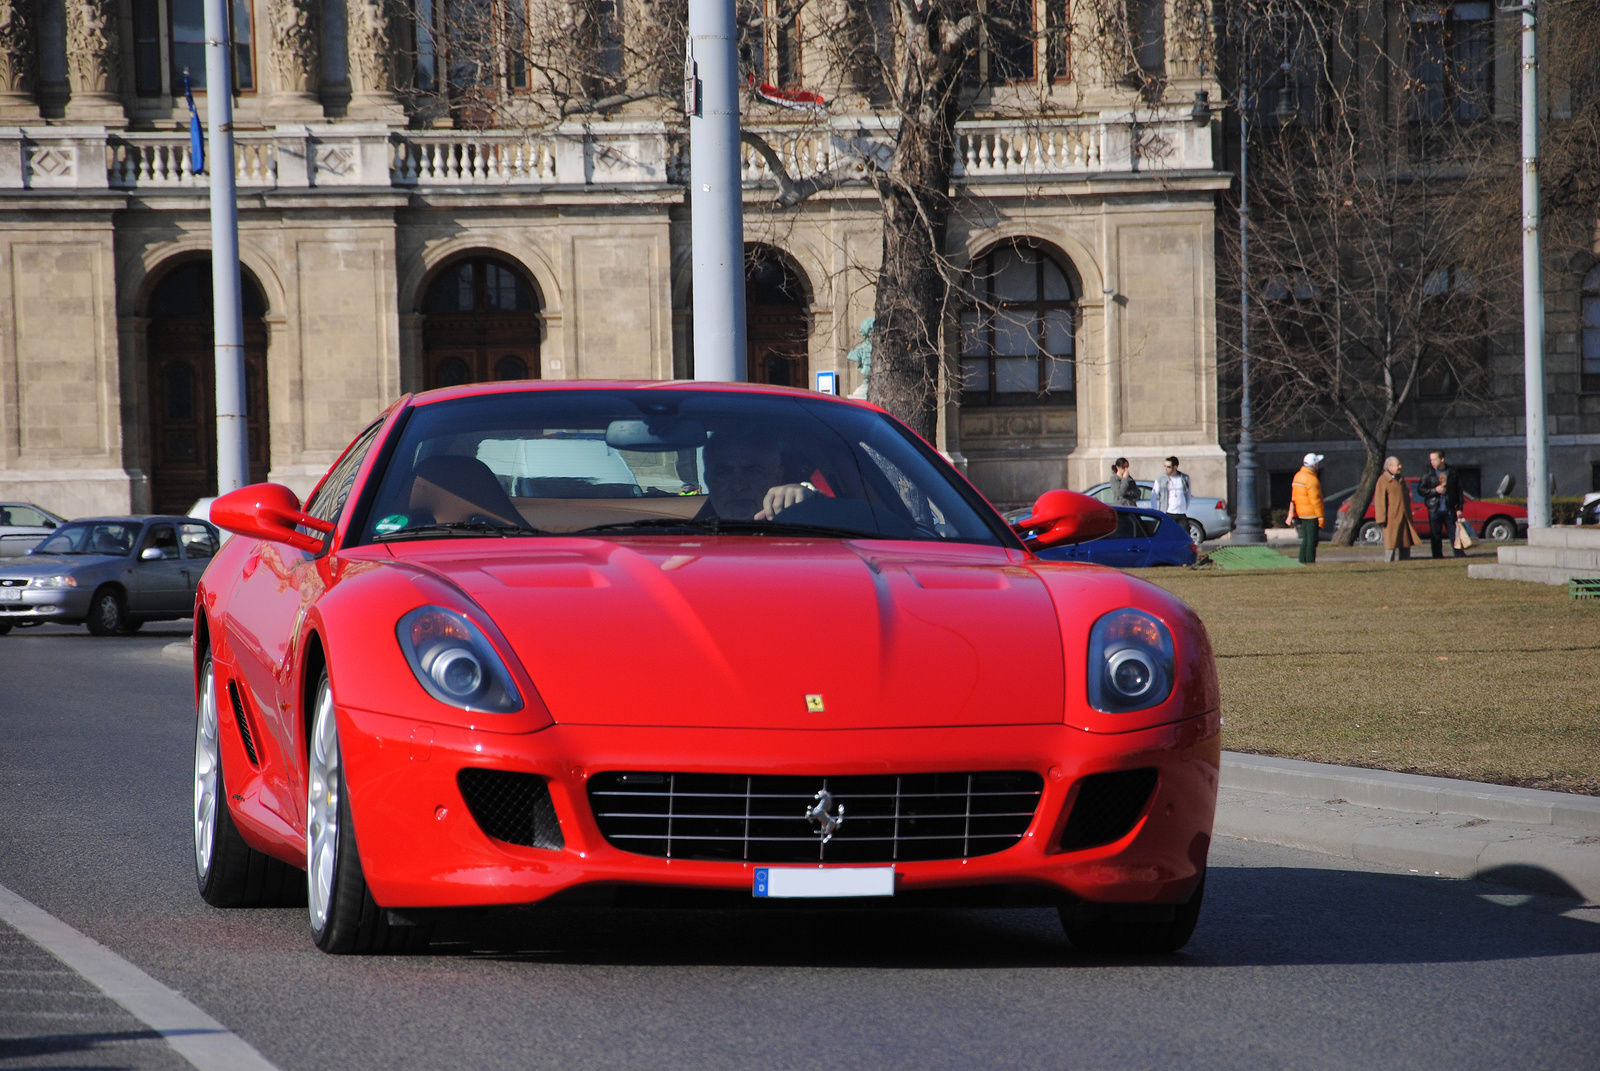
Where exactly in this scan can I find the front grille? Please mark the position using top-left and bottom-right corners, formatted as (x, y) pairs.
(458, 769), (564, 850)
(589, 771), (1045, 863)
(0, 578), (26, 587)
(1058, 768), (1159, 851)
(226, 681), (259, 767)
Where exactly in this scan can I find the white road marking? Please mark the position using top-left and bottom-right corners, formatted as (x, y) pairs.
(0, 882), (282, 1071)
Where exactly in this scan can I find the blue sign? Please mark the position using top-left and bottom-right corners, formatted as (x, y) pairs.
(815, 371), (839, 395)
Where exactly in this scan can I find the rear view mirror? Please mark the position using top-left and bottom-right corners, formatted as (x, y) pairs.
(605, 418), (707, 452)
(1012, 489), (1117, 550)
(140, 547), (163, 561)
(212, 483), (334, 554)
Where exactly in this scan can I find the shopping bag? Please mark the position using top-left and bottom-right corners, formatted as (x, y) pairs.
(1454, 521), (1474, 550)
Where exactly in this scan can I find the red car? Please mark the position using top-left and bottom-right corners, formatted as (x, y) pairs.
(1340, 477), (1527, 544)
(192, 382), (1220, 956)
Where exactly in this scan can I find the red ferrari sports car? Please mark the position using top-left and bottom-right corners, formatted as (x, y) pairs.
(192, 382), (1220, 955)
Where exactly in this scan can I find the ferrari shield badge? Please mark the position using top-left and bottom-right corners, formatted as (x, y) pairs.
(805, 694), (825, 713)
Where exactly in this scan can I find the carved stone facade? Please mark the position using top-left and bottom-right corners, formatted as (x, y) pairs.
(63, 0), (118, 106)
(0, 0), (33, 117)
(270, 0), (322, 117)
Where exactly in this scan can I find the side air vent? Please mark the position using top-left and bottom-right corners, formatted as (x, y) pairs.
(457, 769), (564, 850)
(226, 681), (260, 767)
(1058, 768), (1159, 852)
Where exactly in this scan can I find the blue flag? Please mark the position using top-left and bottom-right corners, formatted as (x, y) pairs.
(185, 74), (205, 174)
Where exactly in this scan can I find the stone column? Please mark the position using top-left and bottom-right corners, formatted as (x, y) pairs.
(270, 0), (325, 119)
(63, 0), (124, 125)
(0, 0), (38, 121)
(345, 0), (403, 121)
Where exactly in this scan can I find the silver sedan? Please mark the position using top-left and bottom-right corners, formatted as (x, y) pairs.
(0, 502), (66, 557)
(1079, 481), (1234, 544)
(0, 516), (220, 636)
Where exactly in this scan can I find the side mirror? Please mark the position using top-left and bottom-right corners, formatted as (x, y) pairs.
(140, 547), (163, 561)
(212, 483), (335, 554)
(1012, 489), (1117, 550)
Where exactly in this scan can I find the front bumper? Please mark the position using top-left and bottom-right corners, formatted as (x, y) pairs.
(335, 706), (1221, 911)
(0, 587), (87, 620)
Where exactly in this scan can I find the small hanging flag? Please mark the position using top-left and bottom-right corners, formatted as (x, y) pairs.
(185, 72), (205, 174)
(747, 74), (826, 115)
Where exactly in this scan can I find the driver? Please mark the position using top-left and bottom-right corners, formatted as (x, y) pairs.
(701, 430), (816, 521)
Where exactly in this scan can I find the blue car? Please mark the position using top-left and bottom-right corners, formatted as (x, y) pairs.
(1034, 507), (1197, 569)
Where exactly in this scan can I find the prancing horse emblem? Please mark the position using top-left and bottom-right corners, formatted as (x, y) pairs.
(805, 788), (845, 843)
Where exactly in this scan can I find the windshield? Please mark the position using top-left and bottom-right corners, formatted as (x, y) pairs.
(32, 521), (142, 556)
(355, 390), (1008, 546)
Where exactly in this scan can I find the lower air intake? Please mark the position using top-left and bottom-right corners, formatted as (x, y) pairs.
(588, 771), (1044, 863)
(457, 769), (564, 850)
(1058, 768), (1159, 851)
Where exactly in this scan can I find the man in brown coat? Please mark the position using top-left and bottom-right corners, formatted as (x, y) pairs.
(1374, 456), (1418, 562)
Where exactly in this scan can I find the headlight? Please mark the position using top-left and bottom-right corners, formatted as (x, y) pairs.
(33, 575), (76, 588)
(396, 606), (522, 713)
(1087, 608), (1175, 713)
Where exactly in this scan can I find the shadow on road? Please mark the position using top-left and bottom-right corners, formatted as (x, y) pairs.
(419, 862), (1600, 970)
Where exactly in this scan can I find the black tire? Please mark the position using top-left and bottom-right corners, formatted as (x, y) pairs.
(1185, 520), (1206, 545)
(307, 669), (432, 955)
(119, 618), (144, 635)
(0, 621), (11, 635)
(1059, 874), (1205, 955)
(194, 654), (304, 908)
(1357, 521), (1383, 547)
(1483, 517), (1516, 543)
(85, 587), (125, 636)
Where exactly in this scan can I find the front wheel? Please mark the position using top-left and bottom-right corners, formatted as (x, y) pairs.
(1060, 875), (1205, 955)
(307, 670), (432, 955)
(1482, 517), (1516, 543)
(85, 587), (125, 636)
(1357, 521), (1383, 546)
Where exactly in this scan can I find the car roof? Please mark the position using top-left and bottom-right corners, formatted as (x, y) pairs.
(407, 379), (889, 414)
(68, 515), (215, 525)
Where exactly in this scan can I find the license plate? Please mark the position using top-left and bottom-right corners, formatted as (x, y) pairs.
(753, 866), (894, 898)
(0, 589), (20, 601)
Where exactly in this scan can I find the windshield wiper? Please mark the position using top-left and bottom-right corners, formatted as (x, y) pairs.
(573, 516), (874, 539)
(375, 521), (547, 542)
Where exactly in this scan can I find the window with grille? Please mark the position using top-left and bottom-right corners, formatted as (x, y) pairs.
(1409, 3), (1493, 123)
(131, 0), (256, 97)
(1582, 265), (1600, 393)
(960, 245), (1076, 407)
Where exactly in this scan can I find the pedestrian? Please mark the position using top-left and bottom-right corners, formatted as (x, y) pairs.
(1152, 456), (1192, 538)
(1419, 449), (1465, 559)
(1284, 452), (1324, 564)
(1111, 457), (1140, 506)
(1374, 456), (1418, 562)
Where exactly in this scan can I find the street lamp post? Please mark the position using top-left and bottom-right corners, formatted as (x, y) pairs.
(203, 0), (248, 495)
(687, 0), (748, 382)
(1230, 25), (1265, 544)
(1511, 0), (1550, 527)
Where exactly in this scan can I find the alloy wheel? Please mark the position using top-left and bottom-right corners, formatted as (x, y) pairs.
(193, 659), (220, 881)
(307, 681), (340, 934)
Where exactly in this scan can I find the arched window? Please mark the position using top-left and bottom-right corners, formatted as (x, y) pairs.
(422, 256), (541, 389)
(745, 246), (810, 388)
(960, 244), (1076, 407)
(1583, 265), (1600, 394)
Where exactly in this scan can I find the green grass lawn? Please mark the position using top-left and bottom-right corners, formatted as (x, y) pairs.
(1142, 557), (1600, 795)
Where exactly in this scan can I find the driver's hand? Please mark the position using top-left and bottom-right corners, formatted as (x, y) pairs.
(756, 483), (815, 520)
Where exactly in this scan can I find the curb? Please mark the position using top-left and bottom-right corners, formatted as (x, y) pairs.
(1217, 752), (1600, 903)
(160, 640), (192, 663)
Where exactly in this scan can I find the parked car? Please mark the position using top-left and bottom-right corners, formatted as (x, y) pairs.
(1005, 506), (1197, 568)
(1080, 481), (1233, 544)
(1338, 479), (1528, 545)
(0, 502), (65, 557)
(192, 382), (1219, 956)
(0, 515), (220, 635)
(1578, 492), (1600, 527)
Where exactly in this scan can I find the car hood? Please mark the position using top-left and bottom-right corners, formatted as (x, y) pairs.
(1, 554), (121, 573)
(389, 538), (1066, 730)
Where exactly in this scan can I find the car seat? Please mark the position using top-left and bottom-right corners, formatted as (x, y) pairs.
(407, 455), (527, 528)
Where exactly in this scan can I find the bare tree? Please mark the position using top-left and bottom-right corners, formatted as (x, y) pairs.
(1220, 0), (1521, 543)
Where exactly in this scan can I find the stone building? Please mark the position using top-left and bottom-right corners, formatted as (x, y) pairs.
(0, 0), (1228, 518)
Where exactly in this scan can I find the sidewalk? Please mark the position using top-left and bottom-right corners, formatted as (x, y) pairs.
(1218, 752), (1600, 902)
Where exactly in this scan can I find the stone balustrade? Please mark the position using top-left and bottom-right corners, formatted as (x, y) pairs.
(0, 111), (1212, 192)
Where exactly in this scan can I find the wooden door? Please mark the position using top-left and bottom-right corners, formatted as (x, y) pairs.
(422, 313), (541, 388)
(747, 305), (808, 388)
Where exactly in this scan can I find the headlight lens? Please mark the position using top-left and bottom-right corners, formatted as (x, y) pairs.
(396, 606), (522, 713)
(1087, 608), (1175, 713)
(33, 575), (76, 588)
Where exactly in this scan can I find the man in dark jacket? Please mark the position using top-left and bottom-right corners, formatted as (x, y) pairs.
(1419, 449), (1465, 558)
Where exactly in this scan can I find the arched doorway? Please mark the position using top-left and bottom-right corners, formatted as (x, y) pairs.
(421, 256), (542, 389)
(745, 245), (810, 387)
(146, 262), (270, 514)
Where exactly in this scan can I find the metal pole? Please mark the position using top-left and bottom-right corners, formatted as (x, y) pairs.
(1233, 31), (1264, 543)
(687, 0), (747, 381)
(1520, 2), (1549, 527)
(205, 0), (248, 493)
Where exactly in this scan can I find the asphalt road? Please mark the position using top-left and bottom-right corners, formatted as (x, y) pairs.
(2, 624), (1598, 1071)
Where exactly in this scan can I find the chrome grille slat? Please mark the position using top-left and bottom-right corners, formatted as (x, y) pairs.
(588, 771), (1044, 864)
